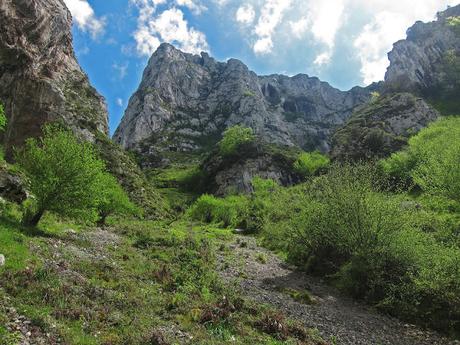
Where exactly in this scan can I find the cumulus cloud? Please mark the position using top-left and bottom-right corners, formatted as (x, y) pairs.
(289, 17), (309, 39)
(112, 62), (129, 80)
(64, 0), (105, 38)
(175, 0), (207, 15)
(236, 4), (256, 25)
(132, 1), (209, 56)
(116, 98), (124, 107)
(253, 0), (292, 54)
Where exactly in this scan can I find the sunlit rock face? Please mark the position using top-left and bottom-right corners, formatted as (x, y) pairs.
(384, 5), (460, 105)
(0, 0), (108, 155)
(114, 43), (377, 158)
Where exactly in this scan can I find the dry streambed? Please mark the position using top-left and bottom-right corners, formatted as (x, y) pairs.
(217, 235), (457, 345)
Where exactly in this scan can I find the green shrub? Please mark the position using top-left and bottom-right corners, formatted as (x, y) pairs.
(381, 117), (460, 203)
(15, 124), (106, 226)
(96, 173), (140, 226)
(293, 151), (330, 178)
(188, 194), (248, 228)
(218, 125), (255, 156)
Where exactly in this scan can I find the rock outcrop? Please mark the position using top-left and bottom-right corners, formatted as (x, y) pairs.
(113, 43), (377, 160)
(0, 163), (27, 204)
(201, 140), (302, 195)
(384, 5), (460, 113)
(331, 93), (439, 161)
(0, 0), (108, 155)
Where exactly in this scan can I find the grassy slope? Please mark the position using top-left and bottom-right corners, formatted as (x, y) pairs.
(0, 209), (327, 345)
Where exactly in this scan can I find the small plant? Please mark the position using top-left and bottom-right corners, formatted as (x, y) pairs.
(370, 91), (380, 103)
(293, 151), (330, 178)
(218, 125), (255, 156)
(255, 252), (267, 264)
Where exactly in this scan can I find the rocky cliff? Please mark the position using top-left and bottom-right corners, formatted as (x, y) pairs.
(384, 5), (460, 113)
(0, 0), (108, 155)
(331, 93), (439, 161)
(113, 43), (377, 160)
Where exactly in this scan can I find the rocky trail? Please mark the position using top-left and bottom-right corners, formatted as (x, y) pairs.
(217, 235), (457, 345)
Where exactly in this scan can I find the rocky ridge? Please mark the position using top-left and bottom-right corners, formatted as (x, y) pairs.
(113, 43), (377, 157)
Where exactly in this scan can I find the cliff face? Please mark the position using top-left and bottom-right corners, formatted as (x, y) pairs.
(113, 43), (376, 159)
(384, 5), (460, 112)
(0, 0), (108, 154)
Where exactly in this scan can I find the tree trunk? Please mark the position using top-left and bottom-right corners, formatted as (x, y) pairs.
(23, 209), (44, 227)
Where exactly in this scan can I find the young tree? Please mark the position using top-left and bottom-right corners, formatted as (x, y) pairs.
(96, 172), (139, 226)
(16, 124), (106, 226)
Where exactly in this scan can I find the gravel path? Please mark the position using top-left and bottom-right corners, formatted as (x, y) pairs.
(217, 235), (457, 345)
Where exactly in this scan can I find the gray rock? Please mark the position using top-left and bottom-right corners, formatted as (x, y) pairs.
(0, 254), (5, 267)
(113, 43), (378, 160)
(384, 5), (460, 100)
(0, 0), (109, 156)
(0, 164), (27, 203)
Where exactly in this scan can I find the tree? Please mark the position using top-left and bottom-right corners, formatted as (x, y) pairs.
(96, 172), (139, 226)
(293, 151), (330, 178)
(218, 125), (255, 156)
(0, 103), (6, 132)
(16, 124), (106, 226)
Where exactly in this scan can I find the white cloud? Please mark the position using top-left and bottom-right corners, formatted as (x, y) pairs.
(112, 62), (129, 79)
(236, 4), (255, 25)
(253, 0), (292, 54)
(116, 98), (124, 107)
(64, 0), (105, 38)
(132, 1), (209, 56)
(308, 0), (345, 49)
(289, 17), (309, 39)
(176, 0), (207, 15)
(313, 51), (332, 66)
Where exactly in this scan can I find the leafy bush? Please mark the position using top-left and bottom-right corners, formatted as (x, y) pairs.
(15, 124), (106, 226)
(218, 125), (255, 156)
(96, 173), (140, 226)
(0, 103), (6, 132)
(188, 194), (248, 228)
(293, 151), (330, 178)
(381, 117), (460, 203)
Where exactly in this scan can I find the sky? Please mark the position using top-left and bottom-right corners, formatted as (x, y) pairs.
(65, 0), (459, 134)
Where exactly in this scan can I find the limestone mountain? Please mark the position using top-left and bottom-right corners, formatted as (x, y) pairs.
(0, 0), (108, 155)
(113, 43), (378, 162)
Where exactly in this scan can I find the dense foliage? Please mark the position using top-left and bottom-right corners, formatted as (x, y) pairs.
(381, 116), (460, 203)
(293, 151), (330, 178)
(218, 125), (255, 156)
(15, 125), (133, 226)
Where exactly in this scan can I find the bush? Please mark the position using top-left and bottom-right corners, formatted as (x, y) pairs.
(381, 117), (460, 203)
(96, 173), (140, 226)
(218, 125), (255, 156)
(188, 194), (248, 228)
(293, 151), (329, 178)
(15, 124), (106, 226)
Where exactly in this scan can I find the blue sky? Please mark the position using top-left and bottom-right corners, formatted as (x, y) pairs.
(65, 0), (458, 135)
